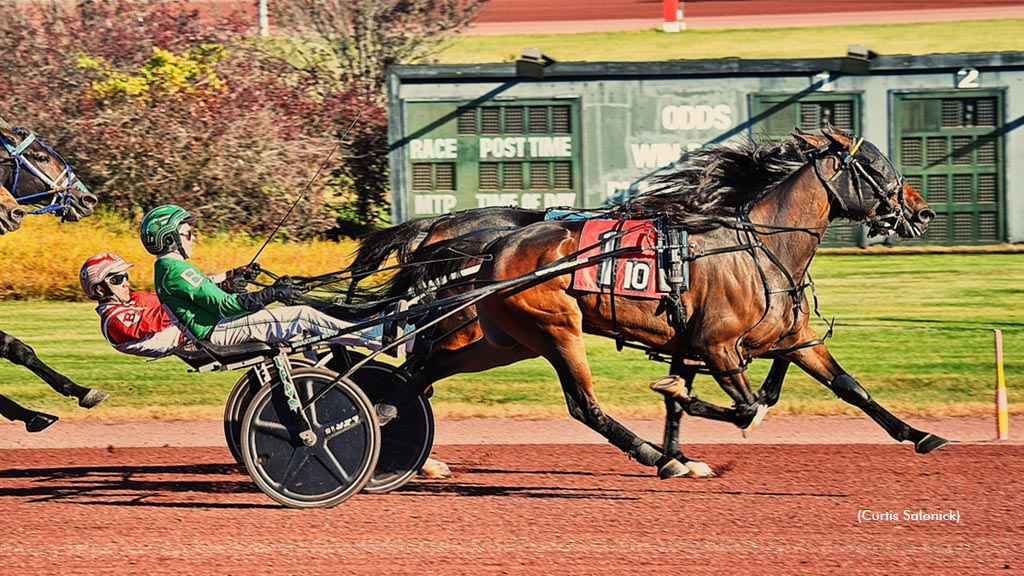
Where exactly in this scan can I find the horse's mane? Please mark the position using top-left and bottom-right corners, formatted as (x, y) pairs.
(613, 137), (811, 231)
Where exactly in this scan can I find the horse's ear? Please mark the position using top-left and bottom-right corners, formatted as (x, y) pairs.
(792, 128), (829, 149)
(823, 129), (855, 149)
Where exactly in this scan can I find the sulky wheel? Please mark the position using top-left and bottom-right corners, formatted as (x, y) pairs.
(222, 355), (316, 467)
(240, 367), (380, 508)
(346, 363), (435, 494)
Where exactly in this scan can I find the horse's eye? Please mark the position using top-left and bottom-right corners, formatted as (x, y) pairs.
(30, 152), (51, 163)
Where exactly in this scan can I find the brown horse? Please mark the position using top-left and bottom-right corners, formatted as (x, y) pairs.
(376, 127), (944, 478)
(0, 125), (107, 433)
(0, 185), (27, 235)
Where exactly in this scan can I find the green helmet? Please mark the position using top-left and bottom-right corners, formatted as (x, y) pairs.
(140, 204), (198, 255)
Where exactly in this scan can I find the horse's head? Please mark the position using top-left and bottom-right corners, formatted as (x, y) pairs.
(795, 125), (934, 238)
(0, 126), (98, 222)
(0, 185), (27, 235)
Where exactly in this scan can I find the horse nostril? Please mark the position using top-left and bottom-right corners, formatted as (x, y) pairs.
(10, 207), (26, 222)
(918, 208), (936, 223)
(81, 193), (99, 208)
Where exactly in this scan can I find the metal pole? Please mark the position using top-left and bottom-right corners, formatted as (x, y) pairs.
(258, 0), (269, 37)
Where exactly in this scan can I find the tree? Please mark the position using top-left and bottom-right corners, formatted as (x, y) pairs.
(268, 0), (485, 232)
(0, 0), (353, 239)
(269, 0), (484, 95)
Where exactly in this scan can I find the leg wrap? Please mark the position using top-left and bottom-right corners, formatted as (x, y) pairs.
(831, 374), (872, 408)
(606, 419), (662, 466)
(833, 373), (913, 442)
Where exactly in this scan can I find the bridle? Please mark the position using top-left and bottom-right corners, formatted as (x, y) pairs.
(0, 127), (87, 217)
(810, 134), (909, 237)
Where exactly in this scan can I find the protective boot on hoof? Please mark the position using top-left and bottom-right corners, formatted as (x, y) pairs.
(650, 375), (689, 400)
(79, 389), (110, 409)
(26, 413), (58, 433)
(915, 433), (949, 454)
(741, 404), (770, 438)
(418, 457), (452, 479)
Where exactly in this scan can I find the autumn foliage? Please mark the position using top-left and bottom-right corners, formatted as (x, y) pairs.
(0, 0), (392, 239)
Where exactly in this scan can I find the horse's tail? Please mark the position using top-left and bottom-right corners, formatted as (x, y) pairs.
(383, 234), (491, 300)
(346, 217), (437, 276)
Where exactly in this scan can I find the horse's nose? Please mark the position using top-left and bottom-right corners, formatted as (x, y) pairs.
(80, 192), (99, 209)
(917, 208), (936, 223)
(10, 206), (26, 223)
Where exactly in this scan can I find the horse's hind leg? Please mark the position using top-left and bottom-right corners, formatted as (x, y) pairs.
(0, 331), (109, 409)
(784, 340), (947, 454)
(0, 394), (58, 432)
(484, 298), (700, 479)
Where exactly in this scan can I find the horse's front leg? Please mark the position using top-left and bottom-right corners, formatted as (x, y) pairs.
(648, 367), (714, 477)
(741, 358), (791, 437)
(782, 339), (947, 454)
(0, 331), (109, 409)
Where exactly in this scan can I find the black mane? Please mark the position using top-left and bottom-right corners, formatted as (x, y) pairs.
(614, 137), (811, 231)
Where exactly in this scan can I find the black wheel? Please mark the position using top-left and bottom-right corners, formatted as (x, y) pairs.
(240, 367), (380, 508)
(223, 356), (315, 466)
(346, 363), (435, 494)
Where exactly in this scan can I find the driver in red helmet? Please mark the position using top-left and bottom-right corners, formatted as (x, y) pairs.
(80, 252), (193, 358)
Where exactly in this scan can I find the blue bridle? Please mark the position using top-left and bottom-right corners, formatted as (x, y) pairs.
(0, 127), (89, 215)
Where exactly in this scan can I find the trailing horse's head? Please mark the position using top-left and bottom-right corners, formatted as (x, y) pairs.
(795, 125), (934, 238)
(0, 126), (98, 222)
(0, 185), (27, 234)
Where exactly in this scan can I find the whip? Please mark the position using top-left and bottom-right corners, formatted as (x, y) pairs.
(248, 109), (362, 267)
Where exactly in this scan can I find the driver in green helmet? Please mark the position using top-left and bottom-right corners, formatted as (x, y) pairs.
(140, 204), (379, 351)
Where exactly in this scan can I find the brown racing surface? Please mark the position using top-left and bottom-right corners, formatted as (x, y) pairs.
(2, 440), (1021, 574)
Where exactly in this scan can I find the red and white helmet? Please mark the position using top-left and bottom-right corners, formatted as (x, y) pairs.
(80, 252), (133, 300)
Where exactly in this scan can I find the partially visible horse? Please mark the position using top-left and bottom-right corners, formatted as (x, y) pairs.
(375, 127), (944, 478)
(0, 125), (107, 433)
(0, 185), (27, 235)
(0, 124), (98, 222)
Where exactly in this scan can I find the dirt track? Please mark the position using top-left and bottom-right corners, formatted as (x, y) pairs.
(2, 439), (1021, 575)
(5, 2), (1023, 574)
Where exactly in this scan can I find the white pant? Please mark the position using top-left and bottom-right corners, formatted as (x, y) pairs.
(207, 305), (381, 348)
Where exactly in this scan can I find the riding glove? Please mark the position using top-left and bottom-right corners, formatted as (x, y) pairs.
(235, 276), (303, 312)
(217, 263), (261, 294)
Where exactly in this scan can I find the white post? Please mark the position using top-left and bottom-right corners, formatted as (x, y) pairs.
(258, 0), (269, 37)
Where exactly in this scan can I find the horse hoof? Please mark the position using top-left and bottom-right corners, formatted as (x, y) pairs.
(26, 413), (58, 433)
(684, 460), (715, 478)
(915, 433), (949, 454)
(650, 375), (689, 400)
(658, 458), (688, 479)
(418, 457), (452, 479)
(79, 389), (110, 409)
(374, 403), (398, 426)
(741, 404), (770, 438)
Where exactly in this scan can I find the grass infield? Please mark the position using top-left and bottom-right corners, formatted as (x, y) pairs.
(0, 252), (1019, 421)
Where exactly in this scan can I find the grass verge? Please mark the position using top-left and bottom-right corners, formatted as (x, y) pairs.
(0, 253), (1020, 421)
